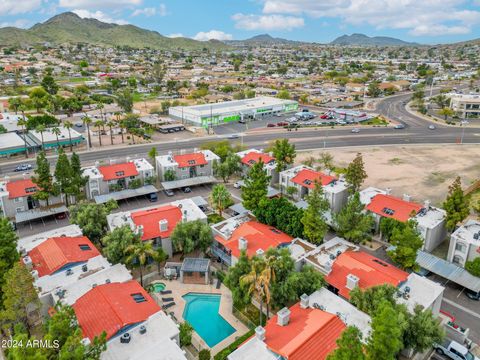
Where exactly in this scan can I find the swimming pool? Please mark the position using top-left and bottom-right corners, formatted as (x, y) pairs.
(182, 293), (236, 347)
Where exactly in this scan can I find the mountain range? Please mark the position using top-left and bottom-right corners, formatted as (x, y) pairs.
(225, 34), (306, 46)
(0, 12), (227, 50)
(330, 33), (419, 46)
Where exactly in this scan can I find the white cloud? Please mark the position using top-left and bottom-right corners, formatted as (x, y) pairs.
(232, 13), (304, 31)
(0, 0), (41, 15)
(193, 30), (233, 41)
(0, 19), (31, 28)
(72, 9), (128, 25)
(259, 0), (480, 36)
(59, 0), (142, 8)
(131, 4), (166, 17)
(166, 33), (184, 38)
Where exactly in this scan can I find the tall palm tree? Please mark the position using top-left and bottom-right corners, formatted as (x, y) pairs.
(125, 241), (157, 287)
(17, 107), (28, 158)
(82, 115), (92, 149)
(94, 120), (103, 147)
(64, 120), (74, 152)
(119, 119), (125, 144)
(36, 124), (46, 151)
(107, 120), (115, 145)
(209, 184), (232, 217)
(51, 126), (61, 149)
(97, 101), (105, 123)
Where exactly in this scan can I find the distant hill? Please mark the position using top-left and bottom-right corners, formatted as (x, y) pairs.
(226, 33), (305, 46)
(330, 33), (418, 46)
(0, 12), (228, 50)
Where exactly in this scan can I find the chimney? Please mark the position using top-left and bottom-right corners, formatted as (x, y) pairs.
(136, 225), (144, 236)
(31, 270), (39, 280)
(424, 200), (431, 209)
(385, 188), (392, 195)
(277, 307), (291, 326)
(255, 326), (266, 341)
(159, 219), (168, 232)
(300, 294), (309, 309)
(403, 194), (411, 202)
(346, 274), (359, 290)
(23, 256), (33, 270)
(238, 237), (248, 251)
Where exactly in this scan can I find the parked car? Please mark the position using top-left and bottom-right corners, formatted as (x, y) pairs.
(277, 122), (288, 126)
(465, 289), (480, 301)
(14, 164), (32, 172)
(428, 125), (436, 130)
(434, 340), (479, 360)
(74, 122), (83, 128)
(267, 123), (276, 127)
(274, 113), (283, 117)
(238, 119), (247, 124)
(394, 124), (406, 129)
(55, 212), (67, 220)
(351, 128), (360, 133)
(182, 187), (192, 193)
(233, 181), (242, 189)
(147, 192), (158, 202)
(228, 134), (240, 139)
(164, 189), (174, 197)
(286, 117), (298, 123)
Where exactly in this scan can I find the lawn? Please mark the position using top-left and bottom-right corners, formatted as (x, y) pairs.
(207, 213), (224, 224)
(362, 117), (389, 126)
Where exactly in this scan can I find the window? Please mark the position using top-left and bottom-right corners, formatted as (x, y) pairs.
(25, 187), (37, 194)
(200, 164), (205, 168)
(455, 242), (466, 253)
(130, 176), (136, 180)
(382, 207), (396, 216)
(79, 244), (92, 251)
(15, 207), (24, 213)
(182, 167), (187, 172)
(14, 197), (23, 203)
(270, 228), (281, 234)
(131, 293), (147, 303)
(452, 255), (463, 265)
(115, 171), (125, 177)
(247, 159), (256, 165)
(187, 160), (196, 165)
(303, 179), (312, 186)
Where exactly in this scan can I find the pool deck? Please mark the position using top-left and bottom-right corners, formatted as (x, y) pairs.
(151, 279), (250, 355)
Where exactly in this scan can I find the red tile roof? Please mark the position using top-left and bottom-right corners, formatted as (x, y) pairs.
(98, 162), (139, 181)
(28, 236), (100, 277)
(216, 221), (293, 258)
(291, 168), (336, 188)
(6, 179), (38, 199)
(263, 303), (346, 360)
(131, 205), (182, 241)
(325, 251), (408, 299)
(73, 280), (160, 340)
(173, 153), (207, 168)
(366, 194), (422, 222)
(241, 151), (275, 167)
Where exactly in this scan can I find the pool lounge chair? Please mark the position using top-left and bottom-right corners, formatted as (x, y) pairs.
(162, 297), (174, 302)
(160, 290), (172, 295)
(162, 302), (175, 310)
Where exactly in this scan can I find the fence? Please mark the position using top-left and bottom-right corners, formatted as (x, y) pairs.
(464, 179), (480, 196)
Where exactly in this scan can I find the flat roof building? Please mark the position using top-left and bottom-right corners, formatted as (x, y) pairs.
(448, 93), (480, 118)
(169, 96), (298, 127)
(447, 219), (480, 268)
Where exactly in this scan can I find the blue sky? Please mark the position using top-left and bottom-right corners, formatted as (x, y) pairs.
(2, 0), (480, 44)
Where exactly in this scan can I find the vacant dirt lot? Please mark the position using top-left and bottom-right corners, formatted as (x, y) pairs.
(297, 145), (480, 206)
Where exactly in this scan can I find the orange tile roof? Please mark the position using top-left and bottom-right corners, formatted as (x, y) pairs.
(291, 168), (336, 188)
(6, 179), (38, 199)
(241, 151), (275, 167)
(263, 303), (346, 360)
(218, 221), (293, 258)
(98, 162), (139, 181)
(131, 205), (182, 241)
(366, 194), (422, 222)
(173, 153), (207, 168)
(73, 280), (160, 340)
(28, 236), (100, 277)
(325, 251), (408, 299)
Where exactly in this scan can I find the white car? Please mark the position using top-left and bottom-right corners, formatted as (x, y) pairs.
(351, 128), (360, 133)
(233, 181), (242, 189)
(428, 125), (436, 130)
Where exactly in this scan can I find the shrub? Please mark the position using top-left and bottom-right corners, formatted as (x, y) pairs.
(199, 349), (211, 360)
(179, 322), (193, 347)
(213, 330), (254, 360)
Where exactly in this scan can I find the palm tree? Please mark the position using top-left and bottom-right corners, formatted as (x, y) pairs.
(125, 241), (158, 287)
(64, 120), (74, 152)
(36, 124), (46, 150)
(51, 126), (61, 149)
(209, 184), (232, 217)
(97, 101), (105, 123)
(107, 121), (115, 145)
(82, 115), (92, 149)
(94, 120), (103, 146)
(119, 120), (125, 144)
(17, 108), (28, 158)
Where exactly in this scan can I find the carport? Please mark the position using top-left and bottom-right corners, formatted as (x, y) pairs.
(180, 258), (210, 285)
(416, 250), (480, 292)
(161, 176), (217, 190)
(15, 205), (68, 224)
(94, 185), (158, 204)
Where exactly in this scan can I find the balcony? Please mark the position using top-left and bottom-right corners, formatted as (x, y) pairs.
(211, 245), (232, 266)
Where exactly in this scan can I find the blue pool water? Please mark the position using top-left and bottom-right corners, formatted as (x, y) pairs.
(182, 293), (236, 347)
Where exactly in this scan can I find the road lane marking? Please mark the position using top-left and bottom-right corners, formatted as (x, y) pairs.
(442, 298), (480, 320)
(457, 287), (465, 298)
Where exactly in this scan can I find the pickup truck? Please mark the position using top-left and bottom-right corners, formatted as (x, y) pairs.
(434, 340), (479, 360)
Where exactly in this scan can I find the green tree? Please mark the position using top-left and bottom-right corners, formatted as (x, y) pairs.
(271, 138), (296, 173)
(438, 107), (454, 120)
(388, 221), (423, 270)
(242, 160), (270, 212)
(443, 176), (469, 231)
(170, 220), (213, 257)
(301, 182), (329, 244)
(465, 258), (480, 277)
(367, 82), (381, 97)
(213, 153), (241, 183)
(7, 325), (48, 360)
(327, 326), (365, 360)
(319, 152), (334, 171)
(116, 88), (134, 113)
(209, 184), (233, 216)
(286, 265), (324, 299)
(199, 349), (211, 360)
(69, 201), (118, 244)
(64, 120), (74, 152)
(125, 241), (157, 286)
(70, 152), (87, 201)
(254, 197), (305, 238)
(32, 151), (57, 206)
(224, 251), (252, 307)
(345, 153), (367, 193)
(8, 97), (22, 114)
(94, 120), (103, 146)
(29, 87), (49, 112)
(241, 258), (272, 324)
(1, 262), (39, 334)
(366, 301), (405, 360)
(0, 218), (19, 302)
(148, 147), (158, 170)
(54, 149), (74, 206)
(82, 116), (93, 149)
(379, 217), (406, 241)
(402, 305), (444, 353)
(163, 169), (176, 181)
(41, 74), (59, 95)
(36, 124), (46, 150)
(179, 322), (193, 347)
(334, 193), (374, 243)
(350, 284), (397, 315)
(17, 112), (28, 158)
(103, 225), (141, 264)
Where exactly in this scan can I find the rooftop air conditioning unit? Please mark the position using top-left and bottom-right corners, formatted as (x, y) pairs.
(31, 270), (39, 280)
(346, 273), (359, 290)
(120, 333), (131, 344)
(23, 256), (33, 269)
(159, 219), (168, 232)
(277, 307), (291, 326)
(238, 237), (248, 251)
(66, 269), (73, 276)
(106, 279), (111, 284)
(139, 325), (147, 335)
(255, 326), (266, 341)
(82, 264), (88, 272)
(300, 294), (309, 309)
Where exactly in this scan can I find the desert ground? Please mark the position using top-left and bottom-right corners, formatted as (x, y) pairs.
(297, 144), (480, 206)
